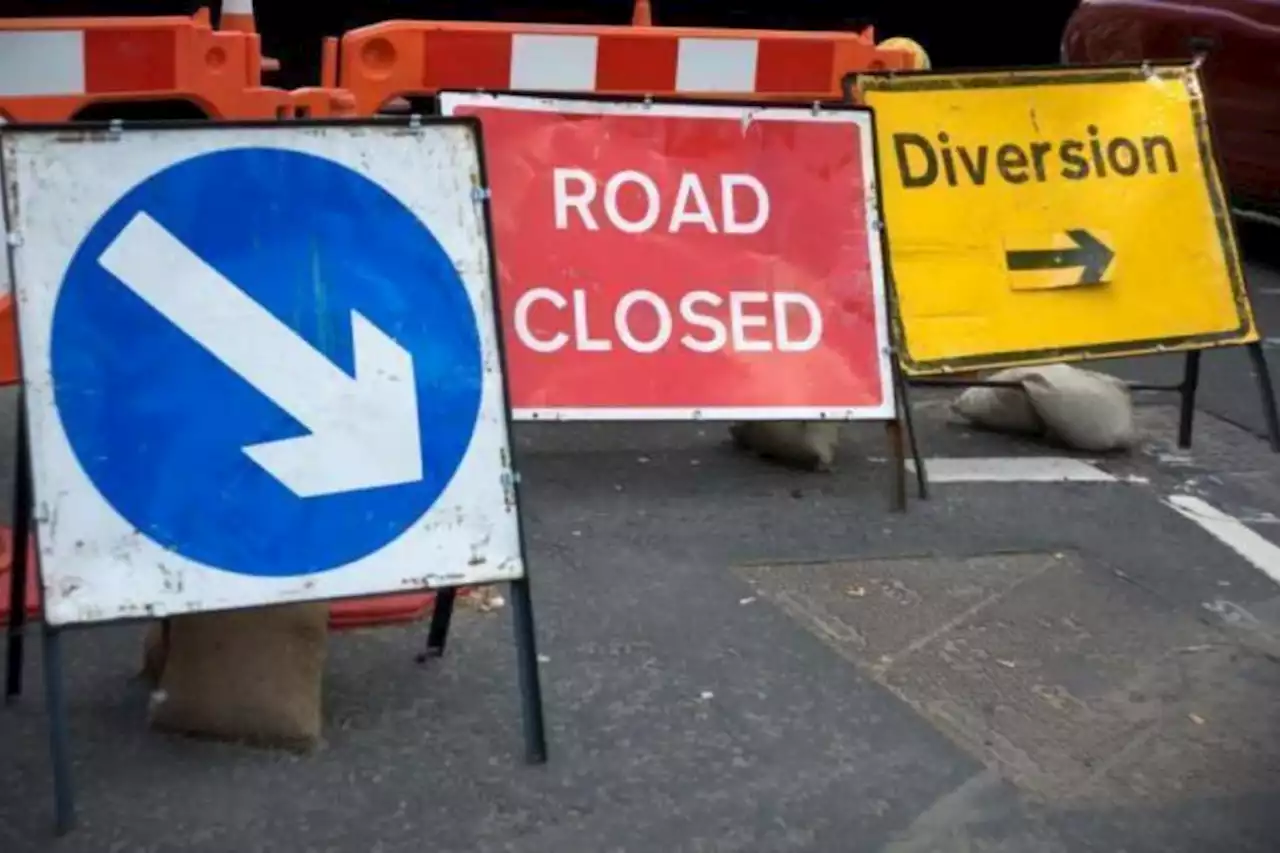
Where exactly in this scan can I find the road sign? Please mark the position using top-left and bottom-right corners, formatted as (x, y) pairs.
(439, 92), (896, 421)
(1, 121), (525, 626)
(858, 64), (1258, 374)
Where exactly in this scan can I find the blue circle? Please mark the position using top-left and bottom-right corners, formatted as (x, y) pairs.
(51, 147), (483, 577)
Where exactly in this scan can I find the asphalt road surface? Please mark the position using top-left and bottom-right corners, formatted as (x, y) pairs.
(1, 249), (1280, 852)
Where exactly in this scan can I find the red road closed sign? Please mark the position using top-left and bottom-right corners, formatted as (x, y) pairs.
(439, 93), (895, 421)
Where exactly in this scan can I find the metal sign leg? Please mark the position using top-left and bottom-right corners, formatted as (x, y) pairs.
(509, 577), (547, 765)
(41, 622), (76, 835)
(1177, 350), (1202, 449)
(885, 421), (908, 512)
(4, 540), (27, 703)
(417, 587), (458, 662)
(5, 394), (33, 704)
(893, 362), (929, 500)
(1246, 342), (1280, 452)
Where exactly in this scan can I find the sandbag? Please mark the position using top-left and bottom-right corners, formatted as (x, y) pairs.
(951, 366), (1046, 435)
(729, 421), (841, 471)
(147, 603), (329, 751)
(1021, 364), (1136, 452)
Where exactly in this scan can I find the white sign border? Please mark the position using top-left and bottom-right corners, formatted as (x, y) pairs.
(440, 91), (899, 423)
(1, 120), (527, 626)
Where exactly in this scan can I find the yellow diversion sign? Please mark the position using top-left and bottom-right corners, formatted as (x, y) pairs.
(857, 64), (1257, 374)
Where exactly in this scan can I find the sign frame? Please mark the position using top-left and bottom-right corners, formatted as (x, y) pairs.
(851, 62), (1257, 376)
(439, 89), (901, 424)
(0, 116), (548, 835)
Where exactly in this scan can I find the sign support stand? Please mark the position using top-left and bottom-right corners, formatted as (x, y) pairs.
(509, 577), (549, 764)
(1176, 351), (1202, 448)
(892, 359), (928, 505)
(882, 276), (928, 511)
(3, 391), (77, 834)
(1105, 345), (1280, 451)
(885, 420), (908, 511)
(417, 580), (548, 764)
(5, 393), (30, 704)
(873, 167), (929, 511)
(419, 588), (457, 661)
(42, 619), (75, 836)
(1246, 343), (1280, 451)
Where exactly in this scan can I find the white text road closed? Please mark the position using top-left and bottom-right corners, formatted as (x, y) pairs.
(513, 288), (823, 354)
(1, 121), (526, 625)
(441, 92), (895, 421)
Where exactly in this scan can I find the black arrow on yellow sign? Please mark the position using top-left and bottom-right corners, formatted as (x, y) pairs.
(1005, 229), (1114, 286)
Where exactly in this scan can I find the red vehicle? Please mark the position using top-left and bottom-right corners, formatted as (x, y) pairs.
(1062, 0), (1280, 222)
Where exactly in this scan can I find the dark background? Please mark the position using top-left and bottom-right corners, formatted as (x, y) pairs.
(0, 1), (1083, 90)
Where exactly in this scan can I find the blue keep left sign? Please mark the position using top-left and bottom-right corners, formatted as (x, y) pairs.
(48, 145), (485, 578)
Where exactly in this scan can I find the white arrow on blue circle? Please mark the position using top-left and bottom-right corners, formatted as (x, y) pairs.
(96, 211), (424, 499)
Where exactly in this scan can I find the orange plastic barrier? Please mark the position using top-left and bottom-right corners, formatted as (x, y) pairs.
(0, 10), (292, 124)
(289, 37), (358, 119)
(328, 591), (437, 630)
(0, 529), (39, 627)
(287, 87), (357, 119)
(0, 304), (15, 390)
(337, 20), (922, 115)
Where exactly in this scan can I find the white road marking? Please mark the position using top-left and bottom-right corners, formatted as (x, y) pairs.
(908, 457), (1117, 483)
(881, 769), (1004, 853)
(898, 453), (1280, 588)
(1166, 494), (1280, 585)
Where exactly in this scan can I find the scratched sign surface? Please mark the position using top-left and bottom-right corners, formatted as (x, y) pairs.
(1, 121), (525, 626)
(859, 64), (1257, 374)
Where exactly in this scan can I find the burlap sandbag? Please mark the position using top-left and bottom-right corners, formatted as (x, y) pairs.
(729, 421), (841, 471)
(1021, 363), (1137, 452)
(952, 366), (1046, 436)
(147, 603), (329, 751)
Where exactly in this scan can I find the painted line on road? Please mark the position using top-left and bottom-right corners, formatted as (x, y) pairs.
(898, 457), (1280, 587)
(1165, 494), (1280, 586)
(908, 457), (1118, 483)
